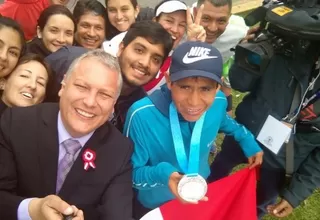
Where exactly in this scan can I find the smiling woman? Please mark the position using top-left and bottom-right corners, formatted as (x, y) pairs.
(105, 0), (140, 38)
(154, 0), (187, 50)
(0, 53), (52, 115)
(26, 5), (76, 58)
(0, 17), (25, 79)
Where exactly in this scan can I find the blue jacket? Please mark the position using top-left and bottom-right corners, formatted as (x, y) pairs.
(124, 86), (261, 209)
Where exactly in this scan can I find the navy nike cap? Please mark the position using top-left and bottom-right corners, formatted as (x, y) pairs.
(170, 41), (223, 84)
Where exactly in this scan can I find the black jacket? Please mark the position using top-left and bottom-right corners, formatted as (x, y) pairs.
(26, 38), (51, 58)
(44, 46), (88, 102)
(0, 98), (7, 116)
(111, 87), (146, 132)
(230, 51), (320, 208)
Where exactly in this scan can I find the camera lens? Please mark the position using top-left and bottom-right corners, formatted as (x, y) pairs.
(245, 53), (262, 70)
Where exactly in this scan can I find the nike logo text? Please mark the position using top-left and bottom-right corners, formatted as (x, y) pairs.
(182, 46), (217, 64)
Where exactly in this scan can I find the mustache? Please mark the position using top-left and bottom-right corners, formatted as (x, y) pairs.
(132, 64), (150, 76)
(83, 35), (99, 41)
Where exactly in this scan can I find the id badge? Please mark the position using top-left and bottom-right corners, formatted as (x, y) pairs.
(257, 115), (292, 154)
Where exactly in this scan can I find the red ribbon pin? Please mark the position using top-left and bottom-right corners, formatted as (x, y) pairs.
(82, 149), (96, 171)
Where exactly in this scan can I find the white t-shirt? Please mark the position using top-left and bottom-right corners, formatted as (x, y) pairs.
(102, 32), (127, 57)
(213, 15), (249, 62)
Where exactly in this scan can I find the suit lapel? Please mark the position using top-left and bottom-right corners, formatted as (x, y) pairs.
(58, 122), (110, 199)
(38, 104), (60, 195)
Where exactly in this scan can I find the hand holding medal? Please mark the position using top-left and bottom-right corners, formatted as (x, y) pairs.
(169, 172), (208, 204)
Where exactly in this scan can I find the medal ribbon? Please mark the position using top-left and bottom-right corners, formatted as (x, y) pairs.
(169, 102), (206, 175)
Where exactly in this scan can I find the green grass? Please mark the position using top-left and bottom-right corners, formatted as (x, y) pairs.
(211, 90), (320, 220)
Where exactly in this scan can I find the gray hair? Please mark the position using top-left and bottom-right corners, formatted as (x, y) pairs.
(197, 0), (232, 10)
(65, 49), (123, 98)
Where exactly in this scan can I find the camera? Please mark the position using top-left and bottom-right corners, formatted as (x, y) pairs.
(234, 0), (320, 75)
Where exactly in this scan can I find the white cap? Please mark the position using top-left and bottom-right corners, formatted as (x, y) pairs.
(155, 0), (187, 17)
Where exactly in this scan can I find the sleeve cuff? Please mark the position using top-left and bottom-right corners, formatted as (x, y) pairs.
(281, 188), (301, 208)
(17, 198), (36, 220)
(239, 138), (262, 158)
(159, 162), (179, 185)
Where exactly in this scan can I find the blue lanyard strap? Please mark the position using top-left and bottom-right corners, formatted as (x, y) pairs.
(169, 102), (206, 175)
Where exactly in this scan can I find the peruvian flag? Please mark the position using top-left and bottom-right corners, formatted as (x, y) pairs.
(140, 168), (257, 220)
(143, 56), (172, 94)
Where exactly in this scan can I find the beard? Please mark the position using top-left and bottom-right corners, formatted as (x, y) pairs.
(121, 70), (141, 87)
(118, 55), (146, 88)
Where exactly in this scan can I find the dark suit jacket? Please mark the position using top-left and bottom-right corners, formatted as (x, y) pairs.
(0, 98), (8, 116)
(0, 103), (134, 220)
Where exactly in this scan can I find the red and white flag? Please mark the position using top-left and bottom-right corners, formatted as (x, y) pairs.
(140, 168), (257, 220)
(143, 56), (172, 95)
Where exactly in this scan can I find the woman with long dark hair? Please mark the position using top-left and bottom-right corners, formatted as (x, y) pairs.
(26, 5), (76, 58)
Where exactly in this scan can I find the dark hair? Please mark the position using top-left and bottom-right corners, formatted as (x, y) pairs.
(154, 0), (187, 21)
(106, 24), (119, 40)
(73, 0), (108, 25)
(122, 20), (173, 59)
(105, 0), (138, 8)
(14, 53), (53, 97)
(0, 17), (26, 56)
(37, 5), (76, 32)
(197, 0), (232, 11)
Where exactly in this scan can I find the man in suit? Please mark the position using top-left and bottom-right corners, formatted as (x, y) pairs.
(0, 49), (134, 220)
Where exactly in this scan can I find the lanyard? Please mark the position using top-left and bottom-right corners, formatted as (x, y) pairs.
(302, 90), (320, 109)
(284, 71), (320, 123)
(288, 89), (320, 123)
(169, 102), (206, 175)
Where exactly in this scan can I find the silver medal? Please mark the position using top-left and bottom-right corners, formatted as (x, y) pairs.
(177, 174), (207, 202)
